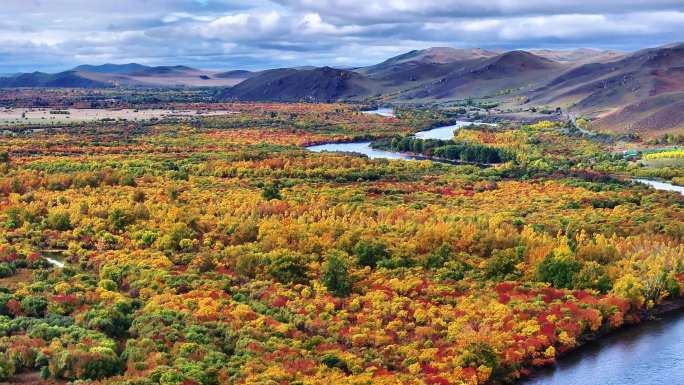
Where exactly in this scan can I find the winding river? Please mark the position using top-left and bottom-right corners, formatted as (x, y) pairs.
(306, 120), (489, 158)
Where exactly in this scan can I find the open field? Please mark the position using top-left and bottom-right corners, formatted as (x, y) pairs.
(0, 107), (238, 126)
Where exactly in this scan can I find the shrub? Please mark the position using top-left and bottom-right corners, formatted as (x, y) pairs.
(484, 248), (523, 281)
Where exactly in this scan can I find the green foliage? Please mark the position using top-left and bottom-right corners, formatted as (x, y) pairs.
(321, 353), (349, 373)
(484, 248), (523, 281)
(0, 263), (16, 278)
(354, 239), (389, 268)
(574, 261), (612, 293)
(159, 223), (197, 252)
(261, 182), (282, 200)
(4, 207), (24, 229)
(109, 208), (134, 232)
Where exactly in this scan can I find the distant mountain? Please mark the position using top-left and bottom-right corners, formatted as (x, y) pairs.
(0, 71), (111, 88)
(0, 65), (246, 88)
(370, 47), (498, 67)
(221, 67), (376, 102)
(128, 65), (197, 77)
(72, 63), (151, 74)
(355, 48), (496, 91)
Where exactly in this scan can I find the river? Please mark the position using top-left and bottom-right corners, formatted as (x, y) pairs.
(634, 179), (684, 195)
(361, 107), (396, 118)
(306, 119), (490, 158)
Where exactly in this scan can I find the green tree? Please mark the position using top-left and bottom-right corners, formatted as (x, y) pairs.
(267, 252), (309, 284)
(21, 296), (48, 317)
(46, 211), (71, 231)
(536, 254), (581, 289)
(574, 261), (611, 293)
(261, 182), (281, 201)
(322, 251), (353, 297)
(354, 240), (389, 268)
(484, 248), (523, 281)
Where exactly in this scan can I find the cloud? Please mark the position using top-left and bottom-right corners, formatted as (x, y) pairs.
(0, 0), (682, 73)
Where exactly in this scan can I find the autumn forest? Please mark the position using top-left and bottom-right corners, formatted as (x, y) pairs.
(1, 101), (684, 385)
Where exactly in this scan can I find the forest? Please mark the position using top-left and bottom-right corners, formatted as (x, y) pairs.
(1, 102), (684, 385)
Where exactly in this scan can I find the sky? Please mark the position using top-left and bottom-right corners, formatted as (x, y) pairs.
(0, 0), (683, 73)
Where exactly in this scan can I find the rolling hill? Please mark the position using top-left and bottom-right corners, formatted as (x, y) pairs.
(220, 67), (377, 102)
(529, 43), (684, 134)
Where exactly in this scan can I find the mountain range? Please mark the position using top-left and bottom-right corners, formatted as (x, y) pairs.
(0, 64), (253, 88)
(1, 43), (683, 134)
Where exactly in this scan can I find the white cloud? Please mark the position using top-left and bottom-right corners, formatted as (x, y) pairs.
(0, 0), (682, 73)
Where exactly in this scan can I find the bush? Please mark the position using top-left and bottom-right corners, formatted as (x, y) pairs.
(21, 296), (48, 317)
(159, 223), (197, 252)
(574, 261), (611, 293)
(484, 248), (523, 281)
(0, 263), (16, 278)
(261, 182), (281, 200)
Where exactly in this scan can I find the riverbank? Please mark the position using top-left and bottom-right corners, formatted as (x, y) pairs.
(518, 295), (684, 384)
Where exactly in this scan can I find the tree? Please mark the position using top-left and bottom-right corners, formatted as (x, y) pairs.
(108, 208), (133, 232)
(574, 261), (611, 293)
(322, 251), (353, 297)
(484, 248), (522, 281)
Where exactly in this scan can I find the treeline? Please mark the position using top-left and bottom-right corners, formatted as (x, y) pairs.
(378, 136), (513, 164)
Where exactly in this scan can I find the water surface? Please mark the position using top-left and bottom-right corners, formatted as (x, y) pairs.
(361, 108), (396, 118)
(522, 310), (684, 385)
(306, 141), (412, 160)
(414, 121), (495, 140)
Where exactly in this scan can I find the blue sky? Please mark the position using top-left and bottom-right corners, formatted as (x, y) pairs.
(1, 0), (683, 73)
